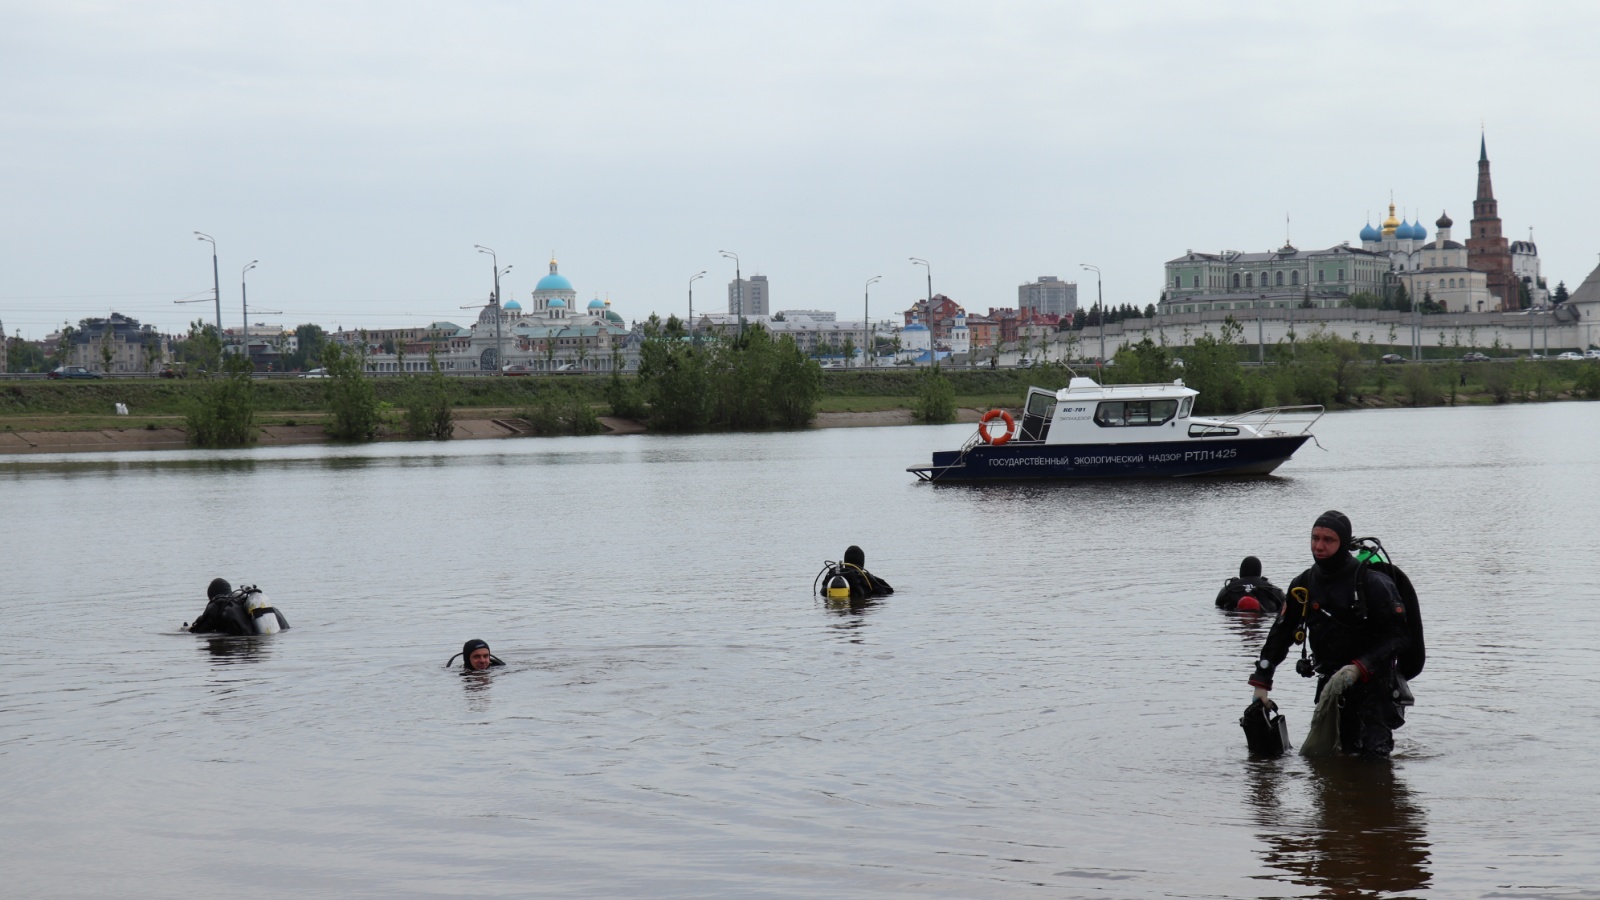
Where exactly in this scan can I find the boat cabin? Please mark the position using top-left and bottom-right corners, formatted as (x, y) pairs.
(1021, 377), (1205, 446)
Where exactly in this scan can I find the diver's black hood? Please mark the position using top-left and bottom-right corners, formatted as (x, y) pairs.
(457, 639), (505, 671)
(1312, 510), (1355, 575)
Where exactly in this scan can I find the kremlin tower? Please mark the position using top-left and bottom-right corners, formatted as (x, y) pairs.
(1467, 134), (1518, 310)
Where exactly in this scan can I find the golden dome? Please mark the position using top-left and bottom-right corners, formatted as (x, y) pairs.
(1381, 201), (1400, 236)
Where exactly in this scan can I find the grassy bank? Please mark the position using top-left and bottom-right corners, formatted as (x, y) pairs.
(4, 360), (1597, 435)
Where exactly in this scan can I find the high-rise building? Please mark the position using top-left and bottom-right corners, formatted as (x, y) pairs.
(1018, 276), (1078, 317)
(728, 275), (769, 317)
(1467, 135), (1519, 310)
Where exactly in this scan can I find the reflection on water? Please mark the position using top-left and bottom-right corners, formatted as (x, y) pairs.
(823, 595), (881, 644)
(1248, 759), (1431, 898)
(200, 635), (275, 663)
(459, 670), (495, 714)
(1221, 607), (1273, 651)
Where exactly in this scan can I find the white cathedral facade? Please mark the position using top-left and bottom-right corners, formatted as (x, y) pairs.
(362, 258), (634, 374)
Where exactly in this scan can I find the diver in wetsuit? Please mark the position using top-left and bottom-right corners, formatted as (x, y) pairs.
(819, 545), (894, 601)
(1215, 556), (1286, 613)
(1248, 511), (1410, 758)
(187, 578), (290, 635)
(450, 639), (505, 672)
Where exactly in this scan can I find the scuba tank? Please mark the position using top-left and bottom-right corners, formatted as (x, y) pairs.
(239, 586), (287, 635)
(825, 574), (851, 601)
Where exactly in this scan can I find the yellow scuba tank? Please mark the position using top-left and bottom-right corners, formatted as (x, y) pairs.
(825, 574), (851, 601)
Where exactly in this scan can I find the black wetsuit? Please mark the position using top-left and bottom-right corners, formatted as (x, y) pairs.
(820, 564), (894, 601)
(1249, 553), (1409, 757)
(189, 590), (289, 636)
(1215, 576), (1286, 613)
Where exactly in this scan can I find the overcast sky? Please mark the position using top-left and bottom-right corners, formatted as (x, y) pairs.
(3, 0), (1598, 338)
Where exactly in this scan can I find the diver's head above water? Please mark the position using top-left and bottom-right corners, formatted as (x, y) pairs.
(1239, 556), (1262, 579)
(207, 577), (232, 599)
(459, 639), (503, 672)
(844, 545), (865, 568)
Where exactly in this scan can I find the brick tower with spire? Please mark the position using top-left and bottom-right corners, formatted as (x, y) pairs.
(1467, 134), (1518, 310)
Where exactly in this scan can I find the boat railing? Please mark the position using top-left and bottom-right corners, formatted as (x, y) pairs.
(1215, 405), (1324, 436)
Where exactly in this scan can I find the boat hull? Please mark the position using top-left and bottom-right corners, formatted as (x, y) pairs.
(908, 435), (1311, 482)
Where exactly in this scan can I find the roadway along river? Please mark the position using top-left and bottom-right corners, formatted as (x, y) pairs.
(3, 403), (1598, 898)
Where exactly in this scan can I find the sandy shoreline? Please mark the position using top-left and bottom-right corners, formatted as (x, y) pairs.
(0, 408), (987, 455)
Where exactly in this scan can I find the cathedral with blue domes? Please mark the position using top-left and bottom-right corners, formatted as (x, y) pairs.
(362, 256), (634, 375)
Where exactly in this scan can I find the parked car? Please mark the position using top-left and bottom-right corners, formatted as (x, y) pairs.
(501, 364), (531, 376)
(48, 366), (103, 380)
(299, 368), (329, 378)
(1017, 357), (1034, 368)
(1557, 351), (1584, 361)
(1585, 349), (1600, 360)
(1461, 352), (1491, 363)
(1380, 353), (1406, 364)
(551, 363), (580, 373)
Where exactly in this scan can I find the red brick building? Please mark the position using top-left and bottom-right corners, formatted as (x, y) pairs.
(903, 295), (966, 343)
(987, 307), (1062, 345)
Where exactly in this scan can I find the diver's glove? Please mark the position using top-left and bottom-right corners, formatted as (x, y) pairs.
(1325, 665), (1360, 695)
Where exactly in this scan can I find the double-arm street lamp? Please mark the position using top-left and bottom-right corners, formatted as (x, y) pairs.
(688, 270), (706, 344)
(1080, 263), (1104, 371)
(909, 257), (931, 320)
(240, 260), (258, 363)
(195, 232), (221, 332)
(718, 250), (742, 338)
(474, 245), (509, 374)
(864, 275), (882, 368)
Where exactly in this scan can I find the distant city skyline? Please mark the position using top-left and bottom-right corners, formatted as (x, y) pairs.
(3, 2), (1597, 338)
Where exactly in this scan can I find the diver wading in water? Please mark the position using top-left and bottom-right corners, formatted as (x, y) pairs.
(187, 578), (290, 636)
(1247, 511), (1413, 758)
(1215, 556), (1286, 613)
(817, 546), (894, 602)
(447, 639), (505, 672)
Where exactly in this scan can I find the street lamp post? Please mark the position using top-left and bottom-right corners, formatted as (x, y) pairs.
(910, 258), (931, 366)
(689, 270), (706, 345)
(1080, 263), (1104, 372)
(718, 251), (742, 338)
(240, 260), (258, 366)
(475, 245), (508, 374)
(195, 232), (221, 333)
(909, 257), (932, 317)
(864, 275), (882, 368)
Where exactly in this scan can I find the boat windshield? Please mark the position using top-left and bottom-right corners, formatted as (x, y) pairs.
(1026, 390), (1056, 418)
(1178, 397), (1192, 418)
(1093, 399), (1179, 427)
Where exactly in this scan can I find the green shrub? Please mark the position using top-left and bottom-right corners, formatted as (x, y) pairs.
(185, 353), (257, 448)
(522, 389), (601, 436)
(605, 370), (648, 420)
(402, 356), (454, 440)
(1480, 362), (1515, 403)
(323, 342), (382, 441)
(1575, 364), (1600, 400)
(1399, 364), (1441, 406)
(912, 365), (957, 424)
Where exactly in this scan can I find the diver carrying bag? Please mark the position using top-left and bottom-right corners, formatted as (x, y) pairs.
(1351, 537), (1425, 681)
(1240, 699), (1292, 757)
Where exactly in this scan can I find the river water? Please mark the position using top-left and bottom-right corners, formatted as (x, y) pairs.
(3, 403), (1599, 898)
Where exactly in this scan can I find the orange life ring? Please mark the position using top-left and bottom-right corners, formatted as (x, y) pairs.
(978, 409), (1016, 445)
